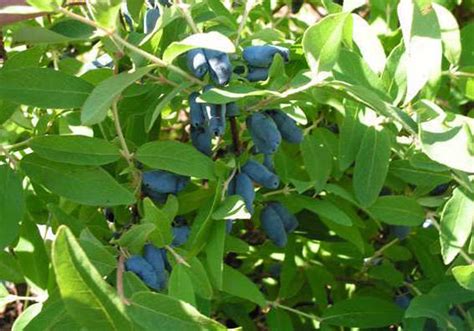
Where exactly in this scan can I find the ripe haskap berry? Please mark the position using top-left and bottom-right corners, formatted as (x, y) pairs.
(203, 49), (232, 86)
(226, 219), (234, 234)
(142, 170), (189, 195)
(158, 0), (172, 7)
(172, 225), (190, 247)
(186, 49), (209, 79)
(226, 102), (240, 117)
(246, 112), (282, 154)
(189, 92), (207, 128)
(208, 105), (226, 137)
(263, 154), (274, 172)
(125, 255), (161, 290)
(143, 244), (167, 289)
(234, 173), (255, 214)
(268, 202), (298, 233)
(391, 226), (411, 240)
(144, 8), (160, 34)
(395, 294), (411, 309)
(190, 125), (212, 156)
(242, 159), (279, 189)
(260, 205), (288, 247)
(243, 45), (290, 68)
(265, 109), (303, 144)
(247, 66), (269, 82)
(430, 183), (449, 196)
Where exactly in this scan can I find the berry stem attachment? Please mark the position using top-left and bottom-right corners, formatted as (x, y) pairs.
(165, 245), (190, 267)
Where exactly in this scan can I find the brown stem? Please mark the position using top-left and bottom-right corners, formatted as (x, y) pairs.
(229, 116), (241, 156)
(0, 31), (6, 64)
(117, 254), (130, 305)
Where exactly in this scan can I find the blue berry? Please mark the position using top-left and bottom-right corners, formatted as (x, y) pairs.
(242, 159), (279, 189)
(268, 202), (298, 233)
(246, 113), (281, 154)
(265, 109), (303, 144)
(171, 226), (190, 247)
(243, 45), (290, 68)
(203, 49), (232, 86)
(233, 173), (255, 214)
(144, 8), (160, 34)
(260, 205), (287, 247)
(247, 66), (269, 82)
(125, 255), (161, 290)
(186, 49), (209, 79)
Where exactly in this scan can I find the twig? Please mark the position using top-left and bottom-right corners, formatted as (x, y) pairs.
(267, 301), (321, 322)
(361, 238), (400, 273)
(221, 168), (237, 200)
(165, 245), (190, 267)
(235, 0), (253, 47)
(0, 145), (19, 168)
(428, 215), (474, 265)
(262, 186), (296, 197)
(56, 7), (205, 86)
(117, 254), (130, 305)
(229, 116), (241, 155)
(111, 99), (141, 190)
(175, 0), (200, 34)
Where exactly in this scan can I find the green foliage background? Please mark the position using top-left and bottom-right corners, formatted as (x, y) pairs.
(0, 0), (474, 329)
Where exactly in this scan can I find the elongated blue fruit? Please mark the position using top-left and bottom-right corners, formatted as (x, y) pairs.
(189, 92), (207, 128)
(143, 244), (167, 289)
(125, 255), (160, 290)
(187, 49), (209, 78)
(144, 8), (160, 34)
(234, 173), (255, 214)
(191, 126), (212, 156)
(160, 248), (172, 272)
(263, 154), (274, 172)
(209, 105), (226, 137)
(391, 226), (410, 240)
(243, 45), (290, 68)
(242, 160), (279, 189)
(265, 109), (303, 144)
(226, 219), (233, 234)
(246, 112), (281, 154)
(172, 226), (190, 247)
(226, 102), (240, 117)
(203, 49), (232, 86)
(260, 205), (287, 247)
(268, 202), (298, 233)
(247, 66), (269, 82)
(158, 0), (172, 6)
(142, 170), (189, 195)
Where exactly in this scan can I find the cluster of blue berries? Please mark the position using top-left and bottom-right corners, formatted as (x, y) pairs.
(125, 219), (190, 290)
(141, 169), (189, 203)
(186, 44), (302, 247)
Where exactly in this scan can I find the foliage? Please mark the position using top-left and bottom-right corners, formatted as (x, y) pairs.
(0, 0), (474, 329)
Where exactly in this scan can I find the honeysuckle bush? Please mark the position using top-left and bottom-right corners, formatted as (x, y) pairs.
(0, 0), (473, 329)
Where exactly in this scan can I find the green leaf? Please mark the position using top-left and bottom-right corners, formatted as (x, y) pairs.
(322, 297), (403, 328)
(116, 223), (156, 253)
(296, 195), (353, 226)
(338, 105), (366, 171)
(405, 294), (451, 329)
(368, 196), (425, 226)
(30, 135), (121, 165)
(205, 220), (226, 290)
(145, 82), (191, 132)
(26, 0), (60, 11)
(301, 130), (333, 191)
(452, 265), (474, 291)
(440, 188), (474, 264)
(184, 256), (213, 300)
(279, 238), (298, 299)
(142, 198), (173, 247)
(0, 165), (24, 249)
(433, 3), (461, 65)
(87, 0), (122, 29)
(81, 66), (155, 125)
(52, 226), (132, 330)
(24, 291), (81, 331)
(47, 204), (85, 236)
(168, 264), (196, 306)
(14, 219), (49, 290)
(222, 265), (267, 307)
(163, 32), (235, 63)
(0, 68), (93, 109)
(12, 302), (42, 331)
(212, 195), (251, 220)
(136, 141), (216, 179)
(302, 13), (350, 74)
(398, 0), (442, 103)
(419, 104), (474, 173)
(21, 154), (135, 206)
(0, 251), (24, 283)
(267, 309), (294, 331)
(351, 14), (386, 74)
(353, 128), (391, 207)
(128, 292), (226, 330)
(79, 229), (117, 276)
